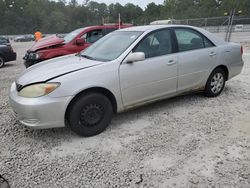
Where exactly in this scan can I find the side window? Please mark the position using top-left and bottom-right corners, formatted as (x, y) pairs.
(134, 29), (172, 58)
(204, 38), (215, 48)
(82, 29), (103, 43)
(175, 29), (205, 52)
(103, 28), (116, 35)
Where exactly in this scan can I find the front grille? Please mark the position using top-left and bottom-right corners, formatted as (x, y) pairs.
(16, 83), (23, 92)
(23, 52), (36, 60)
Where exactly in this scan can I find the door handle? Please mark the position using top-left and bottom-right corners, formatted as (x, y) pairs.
(209, 52), (217, 56)
(167, 60), (176, 65)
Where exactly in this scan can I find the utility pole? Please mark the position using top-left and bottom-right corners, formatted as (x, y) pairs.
(118, 13), (121, 29)
(227, 9), (235, 42)
(225, 9), (235, 42)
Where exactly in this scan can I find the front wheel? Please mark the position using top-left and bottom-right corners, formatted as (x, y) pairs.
(0, 56), (5, 68)
(204, 68), (226, 97)
(67, 93), (113, 137)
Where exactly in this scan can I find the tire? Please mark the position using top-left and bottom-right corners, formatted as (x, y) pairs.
(0, 56), (5, 68)
(204, 68), (226, 97)
(67, 93), (113, 137)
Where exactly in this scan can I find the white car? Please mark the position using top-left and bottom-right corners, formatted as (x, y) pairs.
(9, 25), (244, 136)
(235, 25), (244, 32)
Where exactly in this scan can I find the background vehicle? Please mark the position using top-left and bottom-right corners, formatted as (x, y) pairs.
(23, 23), (133, 68)
(14, 35), (35, 42)
(234, 25), (244, 32)
(0, 36), (10, 45)
(0, 44), (16, 68)
(150, 19), (176, 25)
(10, 25), (244, 137)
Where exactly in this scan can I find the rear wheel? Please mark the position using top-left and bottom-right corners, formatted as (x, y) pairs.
(0, 56), (5, 68)
(204, 68), (226, 97)
(67, 93), (113, 137)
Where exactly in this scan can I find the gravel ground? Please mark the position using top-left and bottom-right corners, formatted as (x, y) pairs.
(0, 40), (250, 188)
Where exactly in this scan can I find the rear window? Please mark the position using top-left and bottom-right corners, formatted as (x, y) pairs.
(175, 28), (214, 52)
(103, 28), (117, 35)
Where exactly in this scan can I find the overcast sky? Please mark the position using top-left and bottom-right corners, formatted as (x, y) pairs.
(72, 0), (165, 9)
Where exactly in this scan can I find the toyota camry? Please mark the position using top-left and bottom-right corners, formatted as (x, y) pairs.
(9, 25), (244, 137)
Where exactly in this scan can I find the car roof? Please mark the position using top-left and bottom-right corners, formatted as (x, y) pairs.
(76, 24), (131, 31)
(119, 25), (201, 32)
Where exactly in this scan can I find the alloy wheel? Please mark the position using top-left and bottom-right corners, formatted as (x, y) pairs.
(210, 72), (224, 94)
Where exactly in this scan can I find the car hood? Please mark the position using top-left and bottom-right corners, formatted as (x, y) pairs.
(29, 35), (65, 51)
(16, 54), (104, 86)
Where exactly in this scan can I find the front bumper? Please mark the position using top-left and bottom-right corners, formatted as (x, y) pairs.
(23, 52), (42, 68)
(23, 59), (41, 68)
(9, 82), (72, 129)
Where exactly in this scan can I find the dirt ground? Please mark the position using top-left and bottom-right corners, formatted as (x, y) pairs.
(0, 37), (250, 187)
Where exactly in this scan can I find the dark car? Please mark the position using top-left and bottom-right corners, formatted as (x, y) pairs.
(0, 36), (10, 45)
(23, 23), (133, 68)
(14, 35), (35, 42)
(0, 45), (17, 68)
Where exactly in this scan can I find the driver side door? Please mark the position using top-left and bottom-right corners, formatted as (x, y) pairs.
(119, 29), (178, 108)
(68, 29), (104, 54)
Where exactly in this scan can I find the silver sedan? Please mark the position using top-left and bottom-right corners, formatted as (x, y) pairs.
(9, 25), (244, 136)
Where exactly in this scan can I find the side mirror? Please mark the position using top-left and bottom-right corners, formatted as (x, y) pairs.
(126, 52), (145, 63)
(76, 38), (85, 45)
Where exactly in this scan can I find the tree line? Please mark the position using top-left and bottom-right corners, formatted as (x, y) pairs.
(0, 0), (249, 35)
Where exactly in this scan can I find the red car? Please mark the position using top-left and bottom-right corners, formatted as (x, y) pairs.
(23, 23), (132, 68)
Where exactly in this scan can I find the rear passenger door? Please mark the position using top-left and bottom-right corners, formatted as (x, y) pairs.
(174, 28), (217, 92)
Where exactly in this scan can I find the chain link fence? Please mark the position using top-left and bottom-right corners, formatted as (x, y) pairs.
(2, 16), (250, 42)
(175, 16), (250, 32)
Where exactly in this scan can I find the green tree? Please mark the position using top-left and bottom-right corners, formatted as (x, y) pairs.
(0, 0), (250, 35)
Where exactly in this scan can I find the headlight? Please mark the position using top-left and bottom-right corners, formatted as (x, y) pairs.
(18, 83), (60, 98)
(36, 52), (43, 59)
(35, 53), (40, 59)
(29, 52), (42, 60)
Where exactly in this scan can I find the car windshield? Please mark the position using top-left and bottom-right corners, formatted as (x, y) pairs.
(64, 28), (84, 43)
(80, 31), (143, 62)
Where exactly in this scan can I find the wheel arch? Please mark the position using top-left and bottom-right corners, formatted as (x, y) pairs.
(213, 65), (229, 81)
(65, 87), (118, 121)
(0, 54), (5, 66)
(0, 53), (5, 60)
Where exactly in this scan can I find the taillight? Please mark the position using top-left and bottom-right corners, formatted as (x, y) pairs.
(241, 46), (243, 55)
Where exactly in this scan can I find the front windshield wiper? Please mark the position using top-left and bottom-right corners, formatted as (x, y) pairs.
(76, 53), (109, 62)
(80, 54), (97, 61)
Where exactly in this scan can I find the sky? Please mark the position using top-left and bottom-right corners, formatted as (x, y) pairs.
(73, 0), (165, 9)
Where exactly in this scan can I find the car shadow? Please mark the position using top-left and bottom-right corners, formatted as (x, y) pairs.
(2, 63), (16, 68)
(112, 92), (205, 125)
